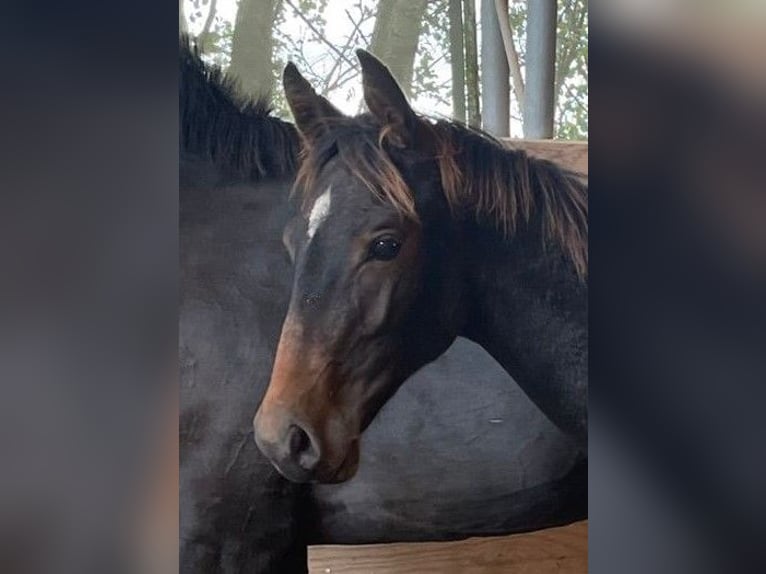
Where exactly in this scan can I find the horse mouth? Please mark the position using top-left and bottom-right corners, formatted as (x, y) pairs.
(320, 438), (360, 484)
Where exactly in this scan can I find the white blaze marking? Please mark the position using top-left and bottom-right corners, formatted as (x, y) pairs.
(307, 185), (332, 240)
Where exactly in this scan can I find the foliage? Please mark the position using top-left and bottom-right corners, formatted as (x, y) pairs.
(183, 0), (233, 69)
(202, 18), (234, 70)
(553, 0), (588, 140)
(412, 0), (452, 109)
(181, 0), (587, 139)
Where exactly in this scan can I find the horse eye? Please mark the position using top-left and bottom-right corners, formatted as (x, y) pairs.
(369, 236), (401, 261)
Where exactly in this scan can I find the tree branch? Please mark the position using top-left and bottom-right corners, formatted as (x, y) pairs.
(322, 6), (374, 93)
(494, 0), (524, 104)
(327, 66), (360, 93)
(283, 0), (360, 73)
(321, 8), (368, 92)
(197, 0), (218, 51)
(345, 8), (372, 45)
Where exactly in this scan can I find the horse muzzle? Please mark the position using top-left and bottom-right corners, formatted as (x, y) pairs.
(253, 403), (360, 483)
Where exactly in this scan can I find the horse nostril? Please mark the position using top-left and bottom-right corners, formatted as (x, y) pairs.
(288, 424), (309, 455)
(287, 424), (319, 471)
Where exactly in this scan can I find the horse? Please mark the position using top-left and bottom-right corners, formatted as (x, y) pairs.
(254, 50), (588, 485)
(181, 38), (585, 573)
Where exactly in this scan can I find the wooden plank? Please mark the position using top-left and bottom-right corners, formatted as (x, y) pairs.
(309, 520), (587, 574)
(502, 139), (588, 175)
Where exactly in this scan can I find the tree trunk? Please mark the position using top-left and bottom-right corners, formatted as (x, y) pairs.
(481, 0), (509, 136)
(463, 0), (481, 128)
(494, 0), (524, 106)
(180, 1), (187, 36)
(369, 0), (394, 55)
(448, 0), (466, 122)
(368, 0), (429, 97)
(228, 0), (281, 98)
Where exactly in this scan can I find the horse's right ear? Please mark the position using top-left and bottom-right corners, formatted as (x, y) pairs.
(283, 63), (343, 143)
(356, 49), (417, 148)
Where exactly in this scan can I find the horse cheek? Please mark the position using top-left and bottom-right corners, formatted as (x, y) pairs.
(355, 273), (395, 335)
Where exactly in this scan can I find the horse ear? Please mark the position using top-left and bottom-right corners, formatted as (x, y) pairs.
(356, 49), (417, 148)
(283, 62), (343, 143)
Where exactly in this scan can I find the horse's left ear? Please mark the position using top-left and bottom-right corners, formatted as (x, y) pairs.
(357, 49), (418, 148)
(283, 62), (343, 144)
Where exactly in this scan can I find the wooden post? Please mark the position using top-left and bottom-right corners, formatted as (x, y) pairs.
(480, 0), (510, 136)
(523, 0), (556, 138)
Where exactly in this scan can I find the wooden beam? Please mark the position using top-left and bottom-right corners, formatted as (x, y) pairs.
(502, 138), (588, 175)
(309, 520), (587, 573)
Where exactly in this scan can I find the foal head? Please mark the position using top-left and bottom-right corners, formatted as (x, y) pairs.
(253, 51), (465, 483)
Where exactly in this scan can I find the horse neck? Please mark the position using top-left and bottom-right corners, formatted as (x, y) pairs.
(460, 217), (588, 444)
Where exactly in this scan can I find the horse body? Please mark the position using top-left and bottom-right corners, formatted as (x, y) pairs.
(181, 38), (586, 572)
(180, 158), (308, 572)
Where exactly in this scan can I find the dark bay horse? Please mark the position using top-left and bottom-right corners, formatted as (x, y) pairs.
(254, 50), (587, 484)
(181, 39), (585, 572)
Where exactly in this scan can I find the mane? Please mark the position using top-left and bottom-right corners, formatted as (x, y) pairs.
(297, 115), (588, 279)
(433, 121), (588, 279)
(179, 35), (299, 179)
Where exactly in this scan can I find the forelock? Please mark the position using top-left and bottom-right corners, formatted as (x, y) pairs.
(294, 118), (418, 222)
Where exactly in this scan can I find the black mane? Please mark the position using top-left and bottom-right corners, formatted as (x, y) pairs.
(431, 120), (588, 278)
(180, 35), (299, 179)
